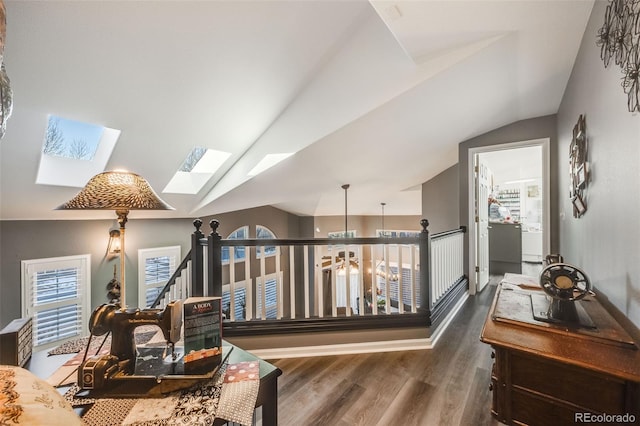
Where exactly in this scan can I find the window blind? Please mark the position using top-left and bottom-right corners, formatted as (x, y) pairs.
(22, 255), (90, 349)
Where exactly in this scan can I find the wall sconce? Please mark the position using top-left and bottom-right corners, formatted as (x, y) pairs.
(108, 229), (121, 256)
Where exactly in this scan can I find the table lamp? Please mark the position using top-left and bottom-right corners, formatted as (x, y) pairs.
(56, 170), (174, 308)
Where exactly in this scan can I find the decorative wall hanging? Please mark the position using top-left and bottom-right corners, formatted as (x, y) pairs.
(569, 114), (588, 218)
(596, 0), (640, 113)
(0, 0), (13, 139)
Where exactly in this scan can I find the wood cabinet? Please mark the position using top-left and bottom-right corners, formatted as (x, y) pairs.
(481, 283), (640, 425)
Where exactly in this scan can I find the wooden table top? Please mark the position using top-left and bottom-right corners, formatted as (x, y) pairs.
(480, 282), (640, 383)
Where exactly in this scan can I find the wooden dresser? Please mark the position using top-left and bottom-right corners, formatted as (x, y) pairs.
(481, 279), (640, 425)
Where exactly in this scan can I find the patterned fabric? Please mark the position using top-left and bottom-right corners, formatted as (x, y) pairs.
(0, 366), (81, 425)
(0, 367), (22, 424)
(48, 329), (160, 355)
(216, 362), (260, 426)
(64, 364), (231, 426)
(81, 398), (138, 426)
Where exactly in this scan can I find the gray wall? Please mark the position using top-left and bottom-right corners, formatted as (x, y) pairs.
(0, 205), (305, 328)
(422, 164), (460, 234)
(0, 218), (194, 328)
(458, 115), (560, 276)
(557, 0), (640, 328)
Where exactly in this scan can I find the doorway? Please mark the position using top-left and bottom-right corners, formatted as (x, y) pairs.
(468, 138), (550, 294)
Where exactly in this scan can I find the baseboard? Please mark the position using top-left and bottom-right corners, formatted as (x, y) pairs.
(248, 291), (469, 360)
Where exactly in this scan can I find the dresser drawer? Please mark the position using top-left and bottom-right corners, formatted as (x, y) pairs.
(510, 351), (627, 413)
(511, 387), (594, 426)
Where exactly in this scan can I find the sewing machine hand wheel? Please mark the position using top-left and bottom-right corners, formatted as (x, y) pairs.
(539, 263), (591, 301)
(88, 304), (118, 336)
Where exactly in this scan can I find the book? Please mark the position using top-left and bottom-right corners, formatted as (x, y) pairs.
(182, 296), (222, 374)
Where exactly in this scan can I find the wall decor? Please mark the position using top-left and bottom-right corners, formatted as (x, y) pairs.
(569, 114), (588, 218)
(596, 0), (640, 113)
(0, 0), (12, 139)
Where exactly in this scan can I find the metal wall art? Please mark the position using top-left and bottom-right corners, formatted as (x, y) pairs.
(597, 0), (640, 113)
(0, 0), (12, 139)
(569, 115), (588, 218)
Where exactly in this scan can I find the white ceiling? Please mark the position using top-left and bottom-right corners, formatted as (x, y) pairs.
(0, 0), (593, 220)
(480, 145), (542, 186)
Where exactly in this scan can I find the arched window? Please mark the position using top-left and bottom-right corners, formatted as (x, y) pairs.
(221, 226), (248, 263)
(256, 225), (277, 258)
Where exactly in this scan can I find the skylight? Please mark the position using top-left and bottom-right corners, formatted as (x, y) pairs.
(248, 153), (293, 177)
(36, 115), (121, 187)
(163, 147), (231, 194)
(42, 116), (103, 160)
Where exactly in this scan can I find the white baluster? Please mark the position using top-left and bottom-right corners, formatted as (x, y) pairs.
(289, 246), (296, 320)
(276, 246), (282, 320)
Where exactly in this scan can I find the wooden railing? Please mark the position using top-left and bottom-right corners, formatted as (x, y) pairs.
(152, 219), (467, 335)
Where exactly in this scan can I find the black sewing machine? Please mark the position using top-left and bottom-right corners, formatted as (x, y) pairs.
(77, 302), (228, 396)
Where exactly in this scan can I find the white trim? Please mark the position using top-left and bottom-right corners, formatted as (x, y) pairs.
(21, 254), (92, 350)
(137, 245), (181, 308)
(248, 291), (469, 360)
(467, 138), (550, 294)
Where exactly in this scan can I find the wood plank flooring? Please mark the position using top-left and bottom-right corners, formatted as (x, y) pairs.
(269, 277), (506, 426)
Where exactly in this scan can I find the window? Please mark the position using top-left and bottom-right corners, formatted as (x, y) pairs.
(138, 246), (181, 308)
(377, 230), (420, 238)
(377, 264), (421, 309)
(221, 226), (248, 263)
(221, 282), (247, 321)
(256, 274), (280, 319)
(256, 225), (277, 258)
(36, 114), (120, 188)
(21, 255), (91, 349)
(328, 230), (357, 238)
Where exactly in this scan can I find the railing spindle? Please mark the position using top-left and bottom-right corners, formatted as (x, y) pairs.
(229, 247), (236, 322)
(245, 252), (253, 321)
(259, 248), (266, 320)
(304, 245), (310, 319)
(289, 246), (296, 320)
(384, 244), (390, 314)
(315, 246), (323, 318)
(398, 244), (404, 314)
(276, 246), (282, 320)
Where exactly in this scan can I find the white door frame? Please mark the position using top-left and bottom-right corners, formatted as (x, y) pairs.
(467, 138), (550, 294)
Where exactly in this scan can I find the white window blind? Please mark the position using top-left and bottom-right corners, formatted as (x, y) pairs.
(138, 246), (181, 308)
(256, 274), (280, 319)
(221, 281), (247, 321)
(21, 255), (91, 349)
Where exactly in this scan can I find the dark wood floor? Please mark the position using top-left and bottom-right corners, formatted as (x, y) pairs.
(270, 277), (507, 426)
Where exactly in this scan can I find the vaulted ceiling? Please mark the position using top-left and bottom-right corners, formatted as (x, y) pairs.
(0, 0), (593, 220)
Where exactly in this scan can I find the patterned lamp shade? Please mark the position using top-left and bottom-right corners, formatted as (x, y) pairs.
(56, 171), (174, 212)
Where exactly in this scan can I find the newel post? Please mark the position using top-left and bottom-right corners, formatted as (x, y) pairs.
(191, 219), (205, 297)
(419, 219), (432, 321)
(209, 219), (223, 298)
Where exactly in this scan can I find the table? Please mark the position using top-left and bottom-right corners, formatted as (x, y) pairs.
(27, 340), (282, 426)
(480, 280), (640, 425)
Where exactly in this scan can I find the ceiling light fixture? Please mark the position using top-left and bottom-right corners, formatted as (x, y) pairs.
(56, 170), (174, 308)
